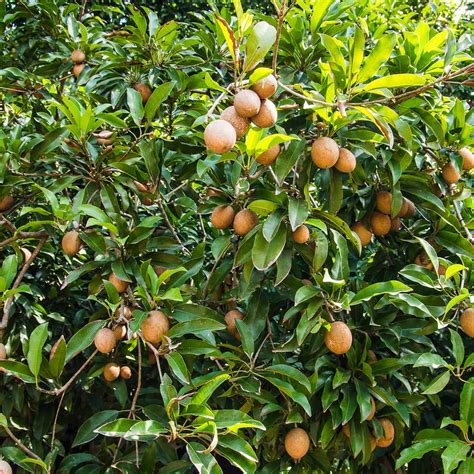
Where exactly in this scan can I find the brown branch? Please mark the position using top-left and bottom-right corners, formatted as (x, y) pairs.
(48, 391), (65, 473)
(449, 188), (474, 244)
(272, 0), (287, 74)
(2, 424), (42, 460)
(0, 231), (49, 249)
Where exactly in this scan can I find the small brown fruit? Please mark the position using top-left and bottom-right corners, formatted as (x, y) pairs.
(256, 145), (280, 166)
(134, 83), (152, 103)
(71, 49), (85, 63)
(335, 148), (356, 173)
(120, 366), (132, 380)
(114, 324), (127, 341)
(220, 106), (249, 139)
(133, 180), (149, 193)
(352, 222), (372, 246)
(460, 308), (474, 337)
(204, 119), (236, 154)
(367, 397), (376, 421)
(108, 273), (129, 294)
(292, 225), (310, 244)
(233, 89), (261, 117)
(0, 460), (12, 474)
(211, 205), (235, 229)
(115, 306), (133, 320)
(251, 74), (278, 99)
(442, 162), (460, 184)
(460, 147), (474, 171)
(301, 279), (312, 286)
(251, 99), (277, 128)
(368, 350), (377, 364)
(405, 199), (416, 217)
(390, 217), (401, 232)
(342, 424), (350, 438)
(233, 209), (258, 236)
(73, 63), (85, 77)
(284, 428), (310, 460)
(224, 310), (243, 333)
(370, 212), (391, 236)
(62, 230), (82, 256)
(415, 252), (434, 271)
(0, 195), (14, 211)
(376, 418), (395, 448)
(103, 362), (120, 382)
(324, 321), (352, 355)
(94, 328), (116, 354)
(0, 343), (7, 360)
(375, 191), (392, 215)
(311, 137), (339, 169)
(397, 198), (410, 217)
(141, 310), (170, 344)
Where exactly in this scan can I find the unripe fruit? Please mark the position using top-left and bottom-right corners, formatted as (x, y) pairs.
(120, 366), (132, 380)
(220, 106), (249, 139)
(460, 147), (474, 171)
(103, 362), (120, 382)
(0, 460), (12, 474)
(335, 148), (356, 173)
(324, 321), (352, 355)
(233, 209), (258, 236)
(284, 428), (310, 460)
(352, 222), (372, 246)
(94, 328), (116, 354)
(233, 90), (261, 117)
(292, 225), (310, 244)
(115, 306), (133, 320)
(0, 343), (7, 360)
(375, 191), (392, 215)
(367, 397), (376, 421)
(442, 162), (460, 184)
(109, 273), (129, 294)
(134, 83), (152, 103)
(390, 217), (401, 232)
(204, 120), (236, 154)
(211, 205), (235, 229)
(251, 74), (278, 99)
(256, 145), (280, 166)
(370, 212), (391, 236)
(251, 99), (277, 128)
(224, 310), (243, 333)
(311, 137), (339, 169)
(71, 49), (85, 63)
(141, 310), (170, 344)
(460, 308), (474, 337)
(62, 230), (82, 256)
(0, 195), (14, 211)
(114, 324), (127, 341)
(73, 63), (85, 77)
(376, 418), (395, 447)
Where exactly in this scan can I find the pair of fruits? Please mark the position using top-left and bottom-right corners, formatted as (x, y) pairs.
(71, 49), (86, 78)
(442, 147), (474, 184)
(343, 417), (394, 449)
(211, 206), (259, 236)
(324, 321), (352, 355)
(311, 136), (356, 173)
(103, 362), (132, 382)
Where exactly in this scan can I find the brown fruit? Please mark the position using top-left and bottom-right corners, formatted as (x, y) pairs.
(251, 99), (277, 128)
(135, 83), (152, 103)
(370, 212), (391, 236)
(442, 162), (460, 184)
(415, 252), (434, 271)
(103, 362), (120, 382)
(109, 273), (129, 293)
(460, 147), (474, 171)
(301, 279), (312, 286)
(368, 350), (377, 364)
(284, 428), (310, 460)
(71, 49), (85, 63)
(220, 106), (249, 139)
(115, 306), (133, 320)
(0, 343), (7, 360)
(376, 418), (395, 448)
(311, 137), (339, 169)
(233, 209), (258, 236)
(211, 205), (235, 229)
(397, 198), (410, 217)
(120, 366), (132, 380)
(342, 424), (350, 438)
(224, 310), (243, 333)
(0, 195), (14, 211)
(292, 225), (310, 244)
(251, 74), (278, 99)
(204, 119), (236, 154)
(376, 191), (392, 215)
(256, 145), (280, 166)
(94, 328), (116, 354)
(390, 217), (401, 232)
(0, 460), (12, 474)
(405, 199), (416, 217)
(335, 148), (356, 173)
(114, 324), (127, 341)
(324, 321), (352, 355)
(367, 397), (376, 421)
(352, 222), (372, 246)
(233, 89), (261, 117)
(73, 63), (85, 77)
(460, 308), (474, 337)
(438, 265), (446, 276)
(133, 180), (149, 193)
(62, 230), (82, 256)
(141, 310), (170, 344)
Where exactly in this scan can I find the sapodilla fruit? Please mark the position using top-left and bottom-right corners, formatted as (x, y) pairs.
(220, 106), (249, 139)
(335, 148), (356, 173)
(251, 74), (278, 99)
(233, 209), (258, 236)
(103, 362), (120, 382)
(0, 460), (12, 474)
(460, 147), (474, 171)
(324, 321), (352, 354)
(415, 252), (433, 271)
(71, 49), (85, 63)
(224, 310), (243, 333)
(120, 366), (132, 379)
(292, 225), (310, 244)
(0, 195), (14, 211)
(370, 212), (391, 236)
(342, 424), (350, 438)
(442, 162), (460, 184)
(135, 83), (152, 103)
(367, 397), (376, 421)
(284, 428), (310, 460)
(352, 222), (372, 246)
(376, 418), (395, 448)
(109, 273), (129, 294)
(233, 89), (261, 118)
(73, 63), (85, 77)
(405, 199), (416, 217)
(211, 205), (235, 229)
(251, 99), (277, 128)
(460, 308), (474, 337)
(390, 217), (401, 232)
(62, 230), (82, 256)
(94, 328), (116, 354)
(311, 137), (339, 169)
(397, 198), (410, 217)
(376, 191), (392, 215)
(114, 324), (127, 341)
(115, 306), (133, 320)
(0, 343), (7, 360)
(204, 119), (236, 154)
(134, 180), (149, 193)
(141, 310), (170, 344)
(256, 145), (280, 166)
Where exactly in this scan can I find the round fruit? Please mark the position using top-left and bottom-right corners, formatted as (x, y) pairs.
(0, 343), (7, 360)
(256, 145), (280, 166)
(367, 397), (376, 421)
(115, 306), (133, 320)
(61, 230), (82, 256)
(390, 217), (401, 232)
(0, 460), (12, 474)
(73, 63), (85, 77)
(324, 321), (352, 355)
(311, 137), (339, 169)
(284, 428), (310, 460)
(292, 225), (310, 244)
(0, 195), (14, 211)
(141, 310), (170, 344)
(71, 49), (85, 63)
(135, 83), (152, 103)
(397, 198), (410, 217)
(352, 222), (372, 246)
(301, 279), (312, 286)
(342, 424), (350, 438)
(120, 366), (132, 380)
(376, 418), (395, 448)
(94, 328), (116, 354)
(251, 99), (277, 128)
(415, 252), (433, 271)
(251, 74), (278, 99)
(442, 162), (460, 184)
(233, 89), (261, 118)
(211, 205), (235, 229)
(376, 191), (392, 215)
(114, 324), (127, 341)
(233, 209), (258, 236)
(370, 212), (391, 236)
(204, 120), (236, 154)
(103, 362), (120, 382)
(405, 199), (416, 217)
(335, 148), (356, 173)
(460, 147), (474, 171)
(460, 308), (474, 337)
(109, 273), (129, 294)
(224, 310), (243, 333)
(220, 106), (249, 139)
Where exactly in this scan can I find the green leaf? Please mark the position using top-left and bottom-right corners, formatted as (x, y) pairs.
(351, 281), (412, 305)
(66, 320), (106, 362)
(247, 199), (278, 217)
(396, 439), (451, 469)
(190, 373), (229, 405)
(274, 138), (306, 183)
(187, 442), (222, 474)
(248, 67), (273, 85)
(264, 364), (311, 392)
(214, 410), (266, 431)
(422, 370), (450, 395)
(145, 82), (174, 122)
(72, 410), (119, 447)
(441, 441), (470, 474)
(95, 418), (138, 437)
(362, 74), (426, 91)
(252, 226), (286, 271)
(124, 420), (167, 441)
(243, 21), (277, 72)
(167, 319), (225, 338)
(235, 319), (254, 357)
(127, 87), (144, 125)
(449, 329), (464, 368)
(357, 34), (396, 84)
(263, 376), (312, 415)
(49, 336), (67, 379)
(0, 360), (35, 383)
(27, 322), (48, 383)
(288, 197), (309, 231)
(459, 380), (474, 428)
(165, 352), (191, 385)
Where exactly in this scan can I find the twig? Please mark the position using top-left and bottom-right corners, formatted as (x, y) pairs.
(272, 0), (287, 74)
(47, 391), (65, 473)
(0, 231), (49, 249)
(2, 424), (41, 460)
(156, 198), (190, 255)
(449, 188), (474, 243)
(145, 339), (163, 382)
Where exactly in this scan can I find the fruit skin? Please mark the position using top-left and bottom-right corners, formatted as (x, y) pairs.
(120, 366), (132, 379)
(460, 308), (474, 337)
(71, 49), (85, 63)
(251, 99), (277, 128)
(442, 162), (460, 184)
(73, 63), (85, 77)
(256, 145), (280, 166)
(62, 230), (82, 256)
(233, 89), (261, 118)
(342, 424), (350, 438)
(460, 147), (474, 171)
(233, 209), (259, 236)
(134, 83), (152, 103)
(141, 310), (170, 344)
(311, 137), (339, 169)
(376, 418), (395, 447)
(367, 397), (376, 421)
(103, 362), (120, 382)
(324, 321), (352, 355)
(109, 273), (129, 293)
(204, 120), (236, 154)
(370, 212), (391, 236)
(284, 428), (310, 460)
(390, 217), (401, 232)
(0, 460), (12, 474)
(0, 343), (7, 360)
(224, 310), (243, 333)
(352, 222), (372, 246)
(397, 198), (410, 217)
(114, 324), (127, 341)
(251, 74), (278, 99)
(220, 106), (249, 139)
(211, 205), (235, 229)
(0, 195), (14, 211)
(115, 306), (133, 320)
(375, 191), (392, 215)
(94, 328), (117, 354)
(415, 252), (434, 271)
(335, 148), (356, 173)
(292, 225), (310, 244)
(405, 199), (416, 217)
